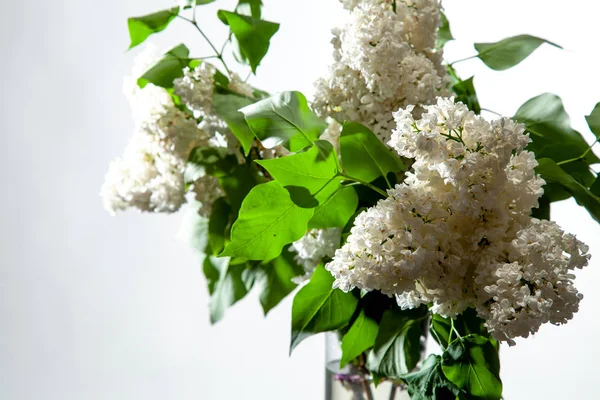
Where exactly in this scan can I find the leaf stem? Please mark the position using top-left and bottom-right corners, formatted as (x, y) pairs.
(449, 54), (478, 67)
(339, 174), (388, 197)
(556, 138), (600, 166)
(220, 32), (232, 55)
(389, 383), (398, 400)
(450, 318), (463, 342)
(177, 14), (232, 77)
(481, 107), (502, 117)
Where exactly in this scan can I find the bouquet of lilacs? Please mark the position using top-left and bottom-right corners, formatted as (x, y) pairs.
(102, 0), (600, 398)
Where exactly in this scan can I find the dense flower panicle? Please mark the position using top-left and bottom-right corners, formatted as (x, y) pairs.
(174, 64), (217, 119)
(291, 228), (343, 283)
(102, 82), (210, 214)
(191, 174), (224, 217)
(315, 0), (448, 143)
(326, 97), (590, 343)
(102, 48), (228, 215)
(474, 219), (589, 343)
(102, 133), (188, 213)
(174, 67), (254, 153)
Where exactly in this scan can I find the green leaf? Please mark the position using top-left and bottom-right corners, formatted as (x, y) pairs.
(176, 201), (209, 253)
(452, 77), (481, 114)
(257, 249), (303, 315)
(221, 181), (314, 260)
(514, 93), (594, 161)
(585, 102), (600, 139)
(401, 354), (461, 400)
(536, 158), (600, 223)
(591, 176), (600, 197)
(137, 44), (195, 89)
(185, 147), (238, 182)
(290, 265), (358, 352)
(207, 198), (231, 255)
(340, 122), (405, 184)
(235, 0), (262, 18)
(531, 194), (550, 220)
(256, 140), (340, 207)
(308, 186), (358, 229)
(241, 91), (327, 149)
(340, 309), (379, 368)
(181, 0), (216, 9)
(441, 335), (502, 400)
(475, 34), (561, 71)
(514, 93), (598, 189)
(205, 256), (252, 323)
(430, 309), (490, 351)
(213, 94), (256, 155)
(366, 307), (426, 379)
(127, 7), (179, 49)
(218, 162), (263, 217)
(217, 10), (279, 73)
(436, 12), (454, 49)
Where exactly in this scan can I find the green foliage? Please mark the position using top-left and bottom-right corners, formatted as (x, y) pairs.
(308, 186), (358, 229)
(217, 10), (279, 73)
(241, 91), (327, 149)
(451, 77), (481, 114)
(219, 162), (264, 216)
(257, 140), (340, 207)
(181, 0), (216, 8)
(185, 147), (238, 182)
(204, 255), (253, 323)
(290, 266), (358, 352)
(221, 181), (314, 260)
(366, 307), (427, 379)
(591, 177), (600, 197)
(257, 140), (359, 229)
(213, 93), (256, 155)
(177, 202), (249, 324)
(515, 93), (597, 163)
(235, 0), (263, 18)
(340, 309), (379, 368)
(441, 335), (502, 400)
(585, 102), (600, 139)
(514, 93), (598, 201)
(177, 201), (210, 254)
(401, 354), (461, 400)
(475, 34), (561, 71)
(256, 249), (303, 315)
(340, 122), (405, 184)
(127, 7), (179, 49)
(436, 12), (454, 49)
(430, 309), (491, 351)
(531, 194), (551, 221)
(137, 44), (197, 89)
(536, 158), (600, 223)
(207, 198), (232, 255)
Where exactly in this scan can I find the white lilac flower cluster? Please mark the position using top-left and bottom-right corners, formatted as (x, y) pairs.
(174, 65), (254, 155)
(326, 97), (590, 343)
(314, 0), (449, 143)
(290, 228), (343, 283)
(102, 47), (254, 215)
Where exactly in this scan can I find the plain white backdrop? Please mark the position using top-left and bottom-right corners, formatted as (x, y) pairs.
(1, 0), (599, 399)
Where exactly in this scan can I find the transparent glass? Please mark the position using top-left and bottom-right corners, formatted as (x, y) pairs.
(325, 333), (411, 400)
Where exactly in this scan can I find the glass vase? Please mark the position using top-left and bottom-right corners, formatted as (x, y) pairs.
(325, 332), (416, 400)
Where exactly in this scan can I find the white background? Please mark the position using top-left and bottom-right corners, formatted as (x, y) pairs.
(1, 0), (599, 399)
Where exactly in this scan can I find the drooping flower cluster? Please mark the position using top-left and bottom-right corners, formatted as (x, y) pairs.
(314, 0), (449, 143)
(326, 97), (590, 343)
(102, 47), (254, 215)
(102, 47), (210, 214)
(290, 228), (343, 283)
